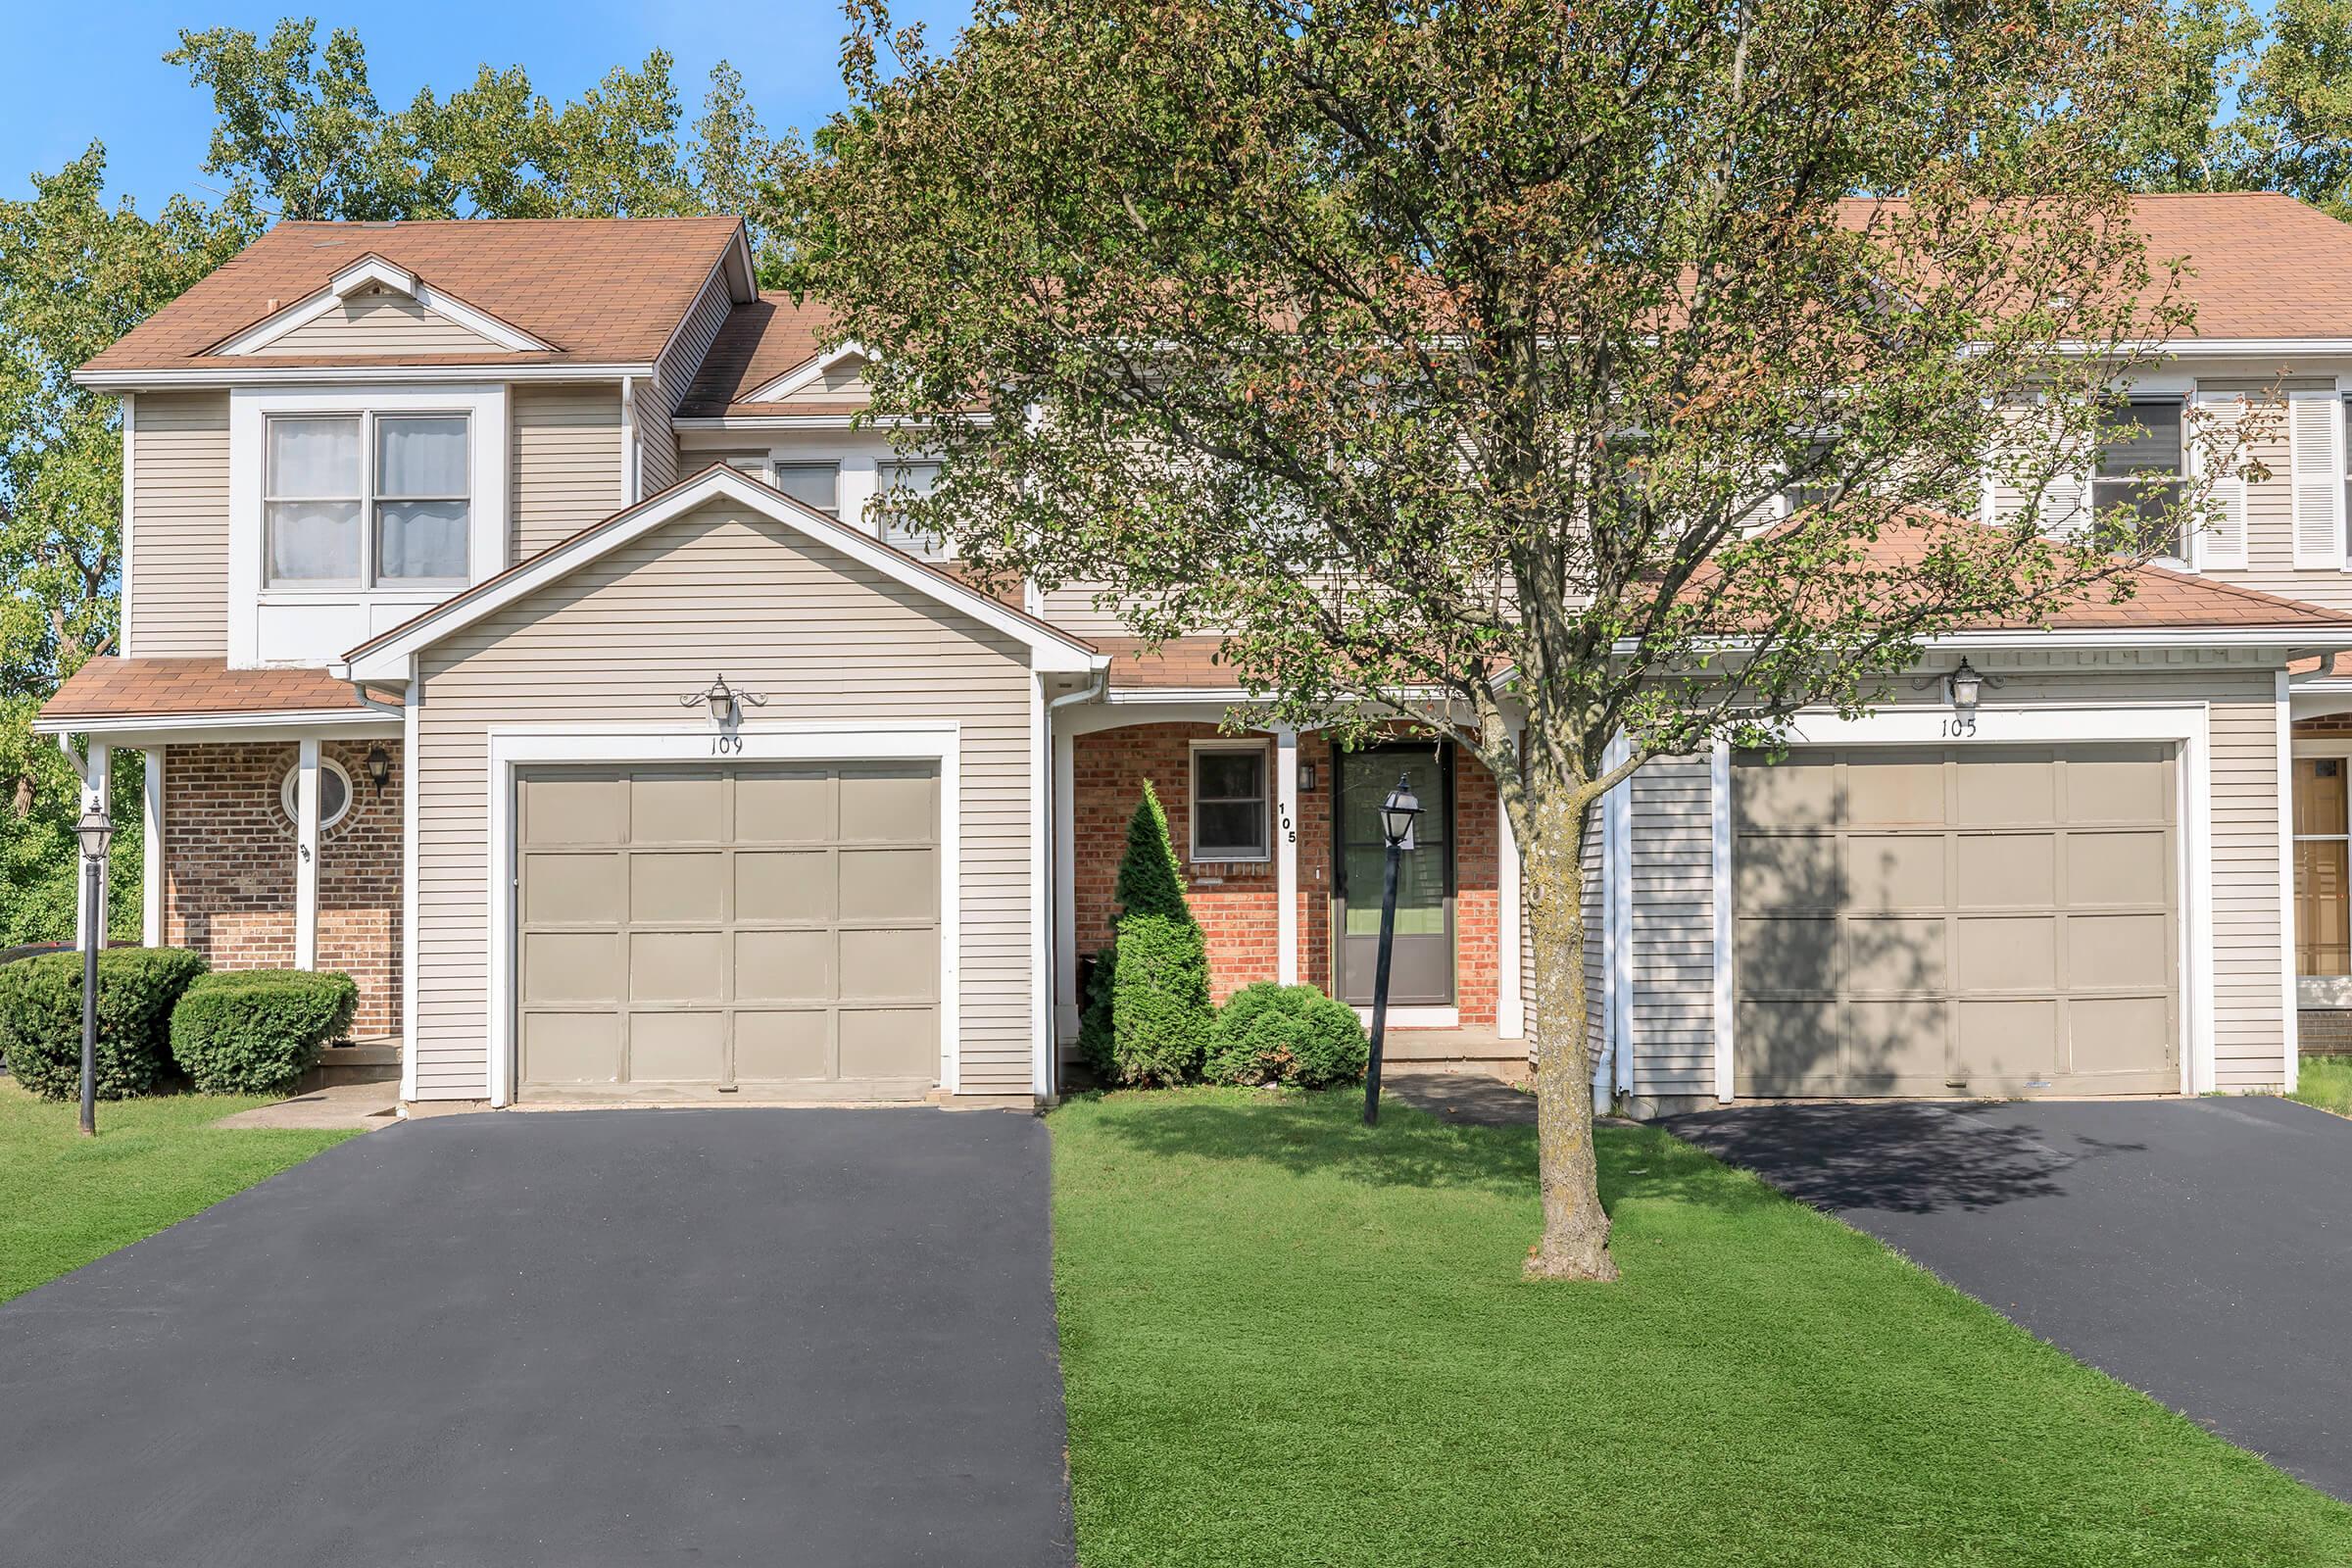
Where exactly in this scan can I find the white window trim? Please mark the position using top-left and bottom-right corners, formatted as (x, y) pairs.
(481, 721), (963, 1107)
(263, 410), (473, 592)
(1709, 702), (2218, 1099)
(1189, 738), (1273, 863)
(768, 460), (844, 517)
(2093, 395), (2192, 569)
(280, 755), (354, 831)
(228, 384), (510, 668)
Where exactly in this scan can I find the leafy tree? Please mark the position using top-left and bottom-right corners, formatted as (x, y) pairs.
(779, 0), (2213, 1278)
(2233, 0), (2352, 218)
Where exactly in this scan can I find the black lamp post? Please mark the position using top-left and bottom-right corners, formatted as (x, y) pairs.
(74, 805), (114, 1138)
(1363, 771), (1422, 1126)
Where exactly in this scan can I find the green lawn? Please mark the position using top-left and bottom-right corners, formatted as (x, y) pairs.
(2291, 1054), (2352, 1118)
(0, 1080), (358, 1302)
(1053, 1088), (2352, 1568)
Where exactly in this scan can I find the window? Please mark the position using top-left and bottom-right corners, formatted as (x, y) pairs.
(2297, 757), (2352, 978)
(1192, 744), (1270, 861)
(874, 461), (946, 558)
(2092, 399), (2186, 558)
(265, 412), (469, 588)
(770, 462), (841, 516)
(1783, 437), (1840, 513)
(279, 758), (354, 831)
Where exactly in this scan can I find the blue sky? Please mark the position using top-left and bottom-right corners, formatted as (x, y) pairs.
(0, 0), (970, 210)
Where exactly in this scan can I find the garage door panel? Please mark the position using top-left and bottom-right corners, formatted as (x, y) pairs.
(840, 927), (937, 1002)
(1955, 915), (2057, 992)
(1955, 835), (2055, 908)
(735, 850), (834, 921)
(1735, 916), (1839, 995)
(1846, 835), (1943, 909)
(629, 773), (725, 842)
(1735, 833), (1839, 909)
(838, 769), (937, 843)
(631, 852), (727, 923)
(630, 1011), (726, 1080)
(2071, 913), (2171, 989)
(840, 849), (938, 922)
(1846, 753), (1945, 824)
(1848, 916), (1946, 993)
(734, 770), (836, 843)
(1737, 759), (1838, 830)
(1733, 1000), (1842, 1095)
(629, 930), (726, 1001)
(736, 1009), (832, 1079)
(522, 853), (623, 924)
(2070, 996), (2172, 1075)
(2067, 831), (2169, 905)
(521, 775), (625, 846)
(2065, 747), (2171, 822)
(521, 1011), (619, 1083)
(734, 929), (835, 1001)
(1847, 999), (1947, 1085)
(1955, 756), (2055, 824)
(1957, 999), (2059, 1083)
(523, 931), (620, 1003)
(840, 1008), (937, 1078)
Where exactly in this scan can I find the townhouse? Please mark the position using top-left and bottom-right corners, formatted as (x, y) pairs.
(37, 196), (2352, 1111)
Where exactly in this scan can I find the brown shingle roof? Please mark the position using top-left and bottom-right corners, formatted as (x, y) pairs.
(84, 218), (745, 374)
(37, 660), (378, 724)
(675, 293), (843, 416)
(1094, 638), (1246, 691)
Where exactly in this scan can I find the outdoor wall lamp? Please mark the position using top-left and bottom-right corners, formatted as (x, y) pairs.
(681, 674), (768, 727)
(1913, 658), (2002, 711)
(364, 744), (392, 799)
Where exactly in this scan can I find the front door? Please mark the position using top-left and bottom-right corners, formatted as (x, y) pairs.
(1335, 747), (1454, 1006)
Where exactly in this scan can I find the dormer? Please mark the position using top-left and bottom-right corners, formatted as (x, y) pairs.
(209, 255), (560, 359)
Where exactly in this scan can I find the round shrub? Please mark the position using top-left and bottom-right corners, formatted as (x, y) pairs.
(1108, 912), (1211, 1086)
(1203, 982), (1369, 1088)
(0, 947), (208, 1101)
(170, 969), (360, 1097)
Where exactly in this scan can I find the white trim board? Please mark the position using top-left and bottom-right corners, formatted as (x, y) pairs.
(2278, 669), (2303, 1092)
(481, 721), (965, 1108)
(210, 256), (557, 357)
(34, 710), (402, 746)
(342, 464), (1100, 679)
(1711, 703), (2219, 1100)
(743, 341), (872, 405)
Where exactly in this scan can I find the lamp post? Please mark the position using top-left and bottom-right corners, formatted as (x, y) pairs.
(1363, 771), (1422, 1126)
(74, 805), (114, 1138)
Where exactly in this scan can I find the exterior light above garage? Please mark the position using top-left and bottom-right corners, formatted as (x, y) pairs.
(1947, 659), (1984, 712)
(682, 674), (768, 727)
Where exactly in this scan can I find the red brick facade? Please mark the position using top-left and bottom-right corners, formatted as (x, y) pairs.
(163, 739), (403, 1038)
(1071, 723), (1502, 1026)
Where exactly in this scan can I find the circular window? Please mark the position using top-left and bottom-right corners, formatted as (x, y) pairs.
(280, 759), (354, 831)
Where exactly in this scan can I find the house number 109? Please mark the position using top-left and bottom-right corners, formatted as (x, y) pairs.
(710, 734), (745, 755)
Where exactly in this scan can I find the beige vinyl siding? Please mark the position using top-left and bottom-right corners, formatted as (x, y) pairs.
(1627, 755), (1716, 1100)
(2192, 378), (2352, 607)
(251, 293), (504, 356)
(509, 384), (624, 562)
(409, 497), (1037, 1100)
(639, 420), (679, 497)
(1634, 660), (2291, 1098)
(654, 273), (734, 410)
(126, 391), (230, 658)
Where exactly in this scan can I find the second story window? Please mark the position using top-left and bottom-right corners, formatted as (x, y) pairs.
(2093, 398), (2185, 559)
(265, 412), (469, 589)
(876, 460), (947, 559)
(771, 462), (842, 517)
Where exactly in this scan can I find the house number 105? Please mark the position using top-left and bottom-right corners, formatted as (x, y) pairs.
(1941, 716), (1979, 739)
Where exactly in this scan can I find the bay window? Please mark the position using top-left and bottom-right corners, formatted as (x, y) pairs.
(264, 411), (470, 588)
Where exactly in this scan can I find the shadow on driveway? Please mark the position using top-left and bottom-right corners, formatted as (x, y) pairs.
(1665, 1096), (2352, 1501)
(0, 1108), (1074, 1568)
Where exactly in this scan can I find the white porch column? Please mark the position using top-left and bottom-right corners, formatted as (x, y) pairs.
(74, 742), (111, 949)
(294, 738), (320, 970)
(1497, 771), (1523, 1038)
(1276, 726), (1299, 985)
(1053, 725), (1079, 1037)
(141, 748), (165, 947)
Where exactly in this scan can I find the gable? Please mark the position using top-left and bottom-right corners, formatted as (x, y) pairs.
(249, 288), (506, 357)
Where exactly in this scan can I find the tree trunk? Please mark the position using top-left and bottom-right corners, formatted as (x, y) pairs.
(1520, 778), (1618, 1282)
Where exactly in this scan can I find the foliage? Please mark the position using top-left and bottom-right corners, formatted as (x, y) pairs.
(1108, 914), (1211, 1087)
(2289, 1054), (2352, 1118)
(0, 1079), (354, 1304)
(1112, 780), (1191, 924)
(2232, 0), (2352, 219)
(169, 969), (361, 1097)
(0, 947), (207, 1101)
(1202, 983), (1368, 1088)
(1052, 1089), (2352, 1566)
(1076, 946), (1118, 1080)
(779, 0), (2213, 1277)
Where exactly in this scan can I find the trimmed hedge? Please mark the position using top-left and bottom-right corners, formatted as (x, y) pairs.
(170, 969), (360, 1097)
(1110, 913), (1211, 1086)
(0, 947), (209, 1101)
(1203, 982), (1369, 1089)
(1077, 946), (1119, 1081)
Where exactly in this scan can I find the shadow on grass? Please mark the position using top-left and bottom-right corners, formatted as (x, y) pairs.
(1662, 1101), (2147, 1215)
(1078, 1089), (1790, 1216)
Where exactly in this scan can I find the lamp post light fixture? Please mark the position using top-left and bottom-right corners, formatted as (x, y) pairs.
(73, 805), (114, 1138)
(1363, 770), (1423, 1127)
(680, 674), (768, 729)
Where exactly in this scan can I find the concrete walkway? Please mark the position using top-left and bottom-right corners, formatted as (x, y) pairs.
(0, 1108), (1073, 1566)
(212, 1079), (401, 1129)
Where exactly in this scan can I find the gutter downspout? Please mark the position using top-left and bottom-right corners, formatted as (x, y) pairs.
(1042, 663), (1110, 1097)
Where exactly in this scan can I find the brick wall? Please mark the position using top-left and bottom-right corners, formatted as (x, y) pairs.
(2302, 1009), (2352, 1054)
(1072, 723), (1500, 1025)
(163, 739), (403, 1038)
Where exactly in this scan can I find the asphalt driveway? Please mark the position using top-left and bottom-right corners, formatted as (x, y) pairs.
(0, 1108), (1073, 1567)
(1665, 1096), (2352, 1500)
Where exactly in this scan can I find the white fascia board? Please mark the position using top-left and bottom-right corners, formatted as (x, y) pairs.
(31, 709), (402, 743)
(331, 256), (417, 299)
(671, 415), (952, 431)
(1618, 628), (2352, 656)
(743, 340), (873, 405)
(342, 465), (1101, 679)
(206, 256), (556, 357)
(75, 363), (651, 390)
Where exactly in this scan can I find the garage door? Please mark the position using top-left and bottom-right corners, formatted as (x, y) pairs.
(516, 764), (940, 1097)
(1733, 744), (2179, 1098)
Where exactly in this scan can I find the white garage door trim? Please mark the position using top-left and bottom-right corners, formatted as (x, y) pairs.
(484, 721), (961, 1106)
(1708, 702), (2213, 1102)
